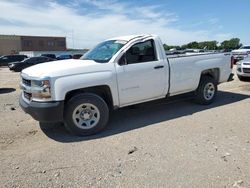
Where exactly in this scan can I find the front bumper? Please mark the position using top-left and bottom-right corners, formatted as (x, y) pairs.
(19, 95), (64, 122)
(236, 65), (250, 77)
(236, 72), (250, 77)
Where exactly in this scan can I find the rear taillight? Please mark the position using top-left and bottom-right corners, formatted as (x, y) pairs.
(230, 56), (234, 69)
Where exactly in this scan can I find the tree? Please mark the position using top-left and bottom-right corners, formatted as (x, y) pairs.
(198, 41), (218, 50)
(220, 38), (242, 50)
(182, 41), (199, 49)
(163, 44), (182, 51)
(163, 37), (242, 51)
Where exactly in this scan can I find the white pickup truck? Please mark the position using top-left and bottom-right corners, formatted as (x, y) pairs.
(19, 35), (234, 136)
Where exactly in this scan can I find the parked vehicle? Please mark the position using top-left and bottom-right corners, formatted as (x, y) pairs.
(236, 56), (250, 81)
(19, 35), (234, 136)
(8, 56), (55, 72)
(232, 45), (250, 62)
(56, 54), (72, 60)
(41, 54), (56, 59)
(72, 54), (83, 59)
(0, 55), (28, 66)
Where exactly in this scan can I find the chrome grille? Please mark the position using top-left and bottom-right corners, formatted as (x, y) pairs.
(24, 91), (31, 101)
(22, 77), (32, 101)
(243, 68), (250, 73)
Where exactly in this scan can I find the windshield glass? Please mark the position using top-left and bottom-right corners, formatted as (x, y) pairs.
(21, 58), (30, 63)
(81, 40), (127, 63)
(240, 46), (250, 49)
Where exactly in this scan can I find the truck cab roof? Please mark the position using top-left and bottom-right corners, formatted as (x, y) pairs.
(108, 34), (153, 42)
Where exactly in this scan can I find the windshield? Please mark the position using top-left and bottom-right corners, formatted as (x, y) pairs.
(21, 57), (30, 63)
(81, 40), (127, 63)
(240, 46), (250, 49)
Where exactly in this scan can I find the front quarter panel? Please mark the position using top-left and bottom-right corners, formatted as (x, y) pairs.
(52, 71), (119, 106)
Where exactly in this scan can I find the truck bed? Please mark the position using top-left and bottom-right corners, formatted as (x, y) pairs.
(167, 52), (232, 96)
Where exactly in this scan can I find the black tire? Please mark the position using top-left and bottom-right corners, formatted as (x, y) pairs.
(64, 93), (109, 136)
(39, 122), (63, 130)
(13, 69), (21, 72)
(195, 76), (217, 105)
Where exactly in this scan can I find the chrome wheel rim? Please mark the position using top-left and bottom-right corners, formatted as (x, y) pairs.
(203, 83), (215, 100)
(72, 103), (100, 129)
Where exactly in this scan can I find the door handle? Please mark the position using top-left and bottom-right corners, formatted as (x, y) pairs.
(154, 65), (164, 69)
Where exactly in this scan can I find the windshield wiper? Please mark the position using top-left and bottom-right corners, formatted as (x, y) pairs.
(92, 59), (108, 63)
(81, 57), (109, 63)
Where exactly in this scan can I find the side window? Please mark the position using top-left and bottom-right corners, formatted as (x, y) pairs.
(26, 58), (32, 63)
(16, 56), (24, 61)
(2, 56), (9, 60)
(9, 56), (16, 61)
(126, 40), (156, 64)
(40, 57), (47, 62)
(36, 58), (44, 63)
(28, 58), (37, 64)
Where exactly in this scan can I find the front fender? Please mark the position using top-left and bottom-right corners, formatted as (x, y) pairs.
(52, 71), (119, 106)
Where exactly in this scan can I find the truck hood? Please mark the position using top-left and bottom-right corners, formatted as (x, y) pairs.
(22, 59), (111, 78)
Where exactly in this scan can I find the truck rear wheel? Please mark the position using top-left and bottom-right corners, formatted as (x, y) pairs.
(64, 93), (109, 136)
(195, 76), (217, 105)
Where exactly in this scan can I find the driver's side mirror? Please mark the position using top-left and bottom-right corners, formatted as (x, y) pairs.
(118, 54), (127, 66)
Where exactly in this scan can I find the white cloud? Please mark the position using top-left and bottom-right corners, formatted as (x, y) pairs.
(0, 0), (232, 48)
(207, 18), (219, 25)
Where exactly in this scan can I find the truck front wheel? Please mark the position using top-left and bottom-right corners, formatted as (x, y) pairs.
(64, 93), (109, 136)
(195, 76), (217, 105)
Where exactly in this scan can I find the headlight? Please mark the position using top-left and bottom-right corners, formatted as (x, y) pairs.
(31, 79), (51, 101)
(31, 80), (50, 87)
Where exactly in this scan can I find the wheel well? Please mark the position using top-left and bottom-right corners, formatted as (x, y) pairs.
(65, 85), (114, 109)
(200, 68), (220, 83)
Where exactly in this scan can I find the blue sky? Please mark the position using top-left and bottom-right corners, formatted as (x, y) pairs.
(0, 0), (249, 48)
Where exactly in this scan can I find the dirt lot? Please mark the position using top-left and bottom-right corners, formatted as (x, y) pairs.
(0, 67), (250, 188)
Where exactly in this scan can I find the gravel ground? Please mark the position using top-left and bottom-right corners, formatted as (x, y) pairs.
(0, 67), (250, 188)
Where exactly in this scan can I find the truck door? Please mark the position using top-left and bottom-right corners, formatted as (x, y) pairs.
(116, 39), (167, 106)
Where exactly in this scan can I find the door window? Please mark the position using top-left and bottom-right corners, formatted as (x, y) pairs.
(35, 58), (44, 64)
(16, 56), (25, 61)
(125, 40), (157, 64)
(38, 57), (47, 63)
(27, 58), (38, 64)
(2, 56), (8, 61)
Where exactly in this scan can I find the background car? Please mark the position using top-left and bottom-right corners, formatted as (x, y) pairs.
(72, 54), (83, 59)
(41, 53), (56, 59)
(56, 54), (72, 60)
(0, 55), (28, 66)
(236, 56), (250, 81)
(8, 56), (55, 72)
